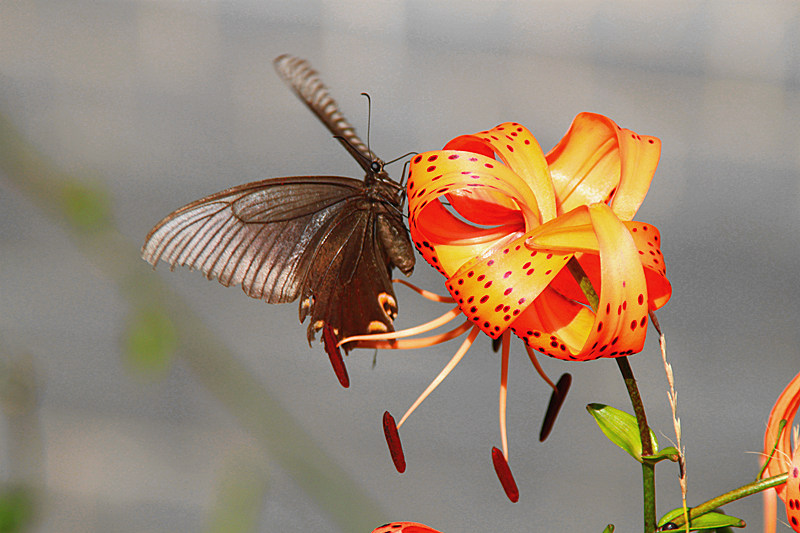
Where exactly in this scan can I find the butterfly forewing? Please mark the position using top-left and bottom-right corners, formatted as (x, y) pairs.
(274, 54), (375, 171)
(143, 177), (361, 304)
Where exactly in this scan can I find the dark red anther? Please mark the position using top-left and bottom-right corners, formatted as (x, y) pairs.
(491, 446), (519, 502)
(322, 324), (349, 388)
(539, 372), (572, 441)
(383, 411), (406, 473)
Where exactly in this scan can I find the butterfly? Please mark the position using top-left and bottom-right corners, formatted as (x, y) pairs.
(372, 522), (442, 533)
(141, 55), (415, 387)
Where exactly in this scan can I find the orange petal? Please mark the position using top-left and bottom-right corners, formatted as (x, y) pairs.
(372, 523), (443, 533)
(410, 199), (523, 276)
(443, 233), (573, 339)
(408, 150), (542, 228)
(763, 370), (800, 492)
(444, 122), (557, 222)
(528, 208), (671, 311)
(514, 204), (650, 360)
(546, 112), (661, 220)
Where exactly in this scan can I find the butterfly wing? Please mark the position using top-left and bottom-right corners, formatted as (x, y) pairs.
(274, 54), (375, 172)
(143, 176), (362, 303)
(297, 196), (405, 347)
(142, 176), (404, 347)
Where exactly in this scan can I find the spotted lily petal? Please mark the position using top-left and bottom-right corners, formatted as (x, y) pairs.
(763, 371), (800, 492)
(763, 370), (800, 532)
(546, 112), (661, 220)
(514, 204), (651, 360)
(443, 122), (558, 223)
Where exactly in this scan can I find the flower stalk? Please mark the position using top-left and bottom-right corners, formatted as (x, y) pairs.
(567, 256), (656, 532)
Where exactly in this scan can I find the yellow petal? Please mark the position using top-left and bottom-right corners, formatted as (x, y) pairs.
(513, 204), (650, 360)
(546, 113), (661, 220)
(443, 233), (572, 339)
(444, 123), (558, 222)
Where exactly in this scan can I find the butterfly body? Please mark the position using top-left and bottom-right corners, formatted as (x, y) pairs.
(142, 55), (414, 351)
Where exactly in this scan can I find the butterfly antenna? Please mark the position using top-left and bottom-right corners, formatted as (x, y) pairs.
(386, 151), (418, 167)
(360, 92), (374, 160)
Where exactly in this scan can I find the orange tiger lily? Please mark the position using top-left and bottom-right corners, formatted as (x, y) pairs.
(372, 522), (442, 533)
(763, 370), (800, 532)
(342, 113), (671, 500)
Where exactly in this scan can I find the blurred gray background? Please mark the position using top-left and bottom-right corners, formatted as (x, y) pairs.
(1, 1), (799, 532)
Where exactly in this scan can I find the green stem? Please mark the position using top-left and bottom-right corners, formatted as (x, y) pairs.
(617, 356), (657, 533)
(566, 257), (657, 533)
(664, 472), (788, 530)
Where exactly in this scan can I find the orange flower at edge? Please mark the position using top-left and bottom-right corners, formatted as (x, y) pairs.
(341, 113), (671, 501)
(763, 370), (800, 532)
(372, 522), (442, 533)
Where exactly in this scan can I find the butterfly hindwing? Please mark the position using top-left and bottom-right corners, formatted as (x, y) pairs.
(298, 198), (405, 346)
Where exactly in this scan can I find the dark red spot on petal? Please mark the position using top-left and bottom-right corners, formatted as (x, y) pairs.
(427, 154), (438, 162)
(503, 287), (513, 296)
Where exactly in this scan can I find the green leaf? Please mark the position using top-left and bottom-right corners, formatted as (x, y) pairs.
(123, 307), (177, 378)
(658, 508), (745, 530)
(643, 446), (680, 464)
(602, 525), (615, 533)
(587, 403), (658, 462)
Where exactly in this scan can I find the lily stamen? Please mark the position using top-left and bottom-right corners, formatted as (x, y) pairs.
(396, 325), (480, 428)
(393, 278), (456, 303)
(339, 306), (462, 344)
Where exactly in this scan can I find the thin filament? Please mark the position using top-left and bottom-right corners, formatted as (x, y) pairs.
(499, 330), (511, 460)
(397, 326), (480, 429)
(339, 306), (461, 345)
(347, 320), (472, 350)
(524, 344), (558, 392)
(393, 278), (456, 303)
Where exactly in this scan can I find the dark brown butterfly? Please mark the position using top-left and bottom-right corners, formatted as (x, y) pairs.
(142, 55), (415, 386)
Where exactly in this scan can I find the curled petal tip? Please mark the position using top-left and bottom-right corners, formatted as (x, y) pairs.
(322, 324), (349, 388)
(491, 446), (519, 502)
(383, 411), (406, 473)
(540, 372), (572, 441)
